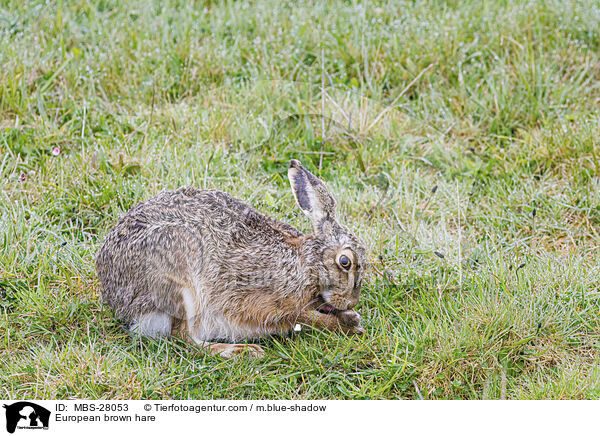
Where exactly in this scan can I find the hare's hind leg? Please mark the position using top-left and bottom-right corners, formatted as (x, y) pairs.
(202, 342), (264, 359)
(171, 322), (263, 358)
(128, 311), (172, 338)
(172, 287), (265, 358)
(172, 327), (264, 358)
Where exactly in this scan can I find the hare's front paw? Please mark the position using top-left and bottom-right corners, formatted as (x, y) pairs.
(337, 310), (361, 327)
(337, 310), (364, 335)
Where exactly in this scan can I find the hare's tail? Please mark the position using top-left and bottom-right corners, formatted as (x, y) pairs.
(125, 311), (172, 338)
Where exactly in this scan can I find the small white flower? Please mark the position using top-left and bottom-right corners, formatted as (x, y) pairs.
(51, 147), (60, 156)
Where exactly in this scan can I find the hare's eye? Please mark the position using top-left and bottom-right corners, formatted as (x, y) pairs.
(339, 255), (351, 270)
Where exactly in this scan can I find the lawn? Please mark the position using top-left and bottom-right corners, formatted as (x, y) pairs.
(1, 0), (600, 399)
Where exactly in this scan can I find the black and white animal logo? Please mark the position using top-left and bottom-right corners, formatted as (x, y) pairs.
(2, 402), (50, 434)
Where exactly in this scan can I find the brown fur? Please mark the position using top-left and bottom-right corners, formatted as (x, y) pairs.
(96, 160), (367, 358)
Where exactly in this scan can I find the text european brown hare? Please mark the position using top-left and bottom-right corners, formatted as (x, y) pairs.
(96, 160), (367, 357)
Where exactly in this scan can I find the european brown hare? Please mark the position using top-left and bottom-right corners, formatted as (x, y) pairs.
(96, 160), (367, 358)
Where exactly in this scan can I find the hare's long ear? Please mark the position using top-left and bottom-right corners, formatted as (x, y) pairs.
(288, 159), (337, 233)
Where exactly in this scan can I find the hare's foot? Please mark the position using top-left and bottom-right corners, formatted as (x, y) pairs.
(207, 343), (265, 359)
(297, 310), (364, 335)
(337, 310), (365, 335)
(172, 328), (264, 358)
(337, 309), (361, 328)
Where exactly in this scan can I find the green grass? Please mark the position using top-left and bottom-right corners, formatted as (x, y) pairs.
(1, 0), (600, 399)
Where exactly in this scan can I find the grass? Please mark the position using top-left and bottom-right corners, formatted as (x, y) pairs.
(1, 0), (600, 399)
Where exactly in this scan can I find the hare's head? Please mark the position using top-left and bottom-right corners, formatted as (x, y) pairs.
(288, 160), (367, 312)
